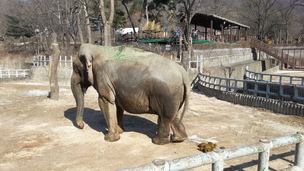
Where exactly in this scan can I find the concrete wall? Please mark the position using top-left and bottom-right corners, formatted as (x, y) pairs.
(31, 67), (72, 86)
(193, 48), (278, 79)
(194, 48), (253, 68)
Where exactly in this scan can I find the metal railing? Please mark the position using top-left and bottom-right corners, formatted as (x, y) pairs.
(245, 67), (304, 85)
(120, 132), (304, 171)
(194, 72), (304, 104)
(33, 55), (73, 67)
(0, 69), (30, 78)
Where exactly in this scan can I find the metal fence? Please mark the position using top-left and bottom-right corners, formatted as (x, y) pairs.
(245, 67), (304, 85)
(120, 132), (304, 171)
(33, 55), (73, 67)
(0, 69), (30, 78)
(195, 71), (304, 104)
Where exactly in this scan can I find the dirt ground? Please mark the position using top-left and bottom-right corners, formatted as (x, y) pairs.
(0, 75), (303, 171)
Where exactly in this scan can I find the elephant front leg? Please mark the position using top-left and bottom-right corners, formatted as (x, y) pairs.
(71, 77), (86, 129)
(98, 96), (120, 142)
(116, 106), (124, 134)
(152, 116), (171, 145)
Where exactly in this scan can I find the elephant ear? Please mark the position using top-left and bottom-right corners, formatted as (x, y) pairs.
(77, 54), (94, 85)
(73, 56), (84, 75)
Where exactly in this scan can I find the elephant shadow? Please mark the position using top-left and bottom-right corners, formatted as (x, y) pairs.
(64, 108), (158, 139)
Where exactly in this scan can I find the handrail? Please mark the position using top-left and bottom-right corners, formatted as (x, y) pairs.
(250, 38), (304, 70)
(196, 73), (304, 104)
(119, 132), (304, 171)
(245, 67), (304, 85)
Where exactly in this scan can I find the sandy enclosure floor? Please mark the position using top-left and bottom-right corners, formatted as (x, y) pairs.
(0, 79), (303, 171)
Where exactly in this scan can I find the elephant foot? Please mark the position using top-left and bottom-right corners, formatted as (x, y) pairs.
(117, 125), (124, 134)
(76, 120), (84, 129)
(104, 133), (120, 142)
(171, 134), (188, 142)
(152, 137), (170, 145)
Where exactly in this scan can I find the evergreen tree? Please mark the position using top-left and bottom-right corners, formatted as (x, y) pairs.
(5, 15), (34, 38)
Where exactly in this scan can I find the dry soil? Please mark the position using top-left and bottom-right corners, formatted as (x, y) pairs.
(0, 77), (303, 170)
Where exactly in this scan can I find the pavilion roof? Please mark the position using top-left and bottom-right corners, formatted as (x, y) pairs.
(191, 13), (250, 30)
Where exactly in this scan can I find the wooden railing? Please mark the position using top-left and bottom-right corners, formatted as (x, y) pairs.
(0, 69), (30, 78)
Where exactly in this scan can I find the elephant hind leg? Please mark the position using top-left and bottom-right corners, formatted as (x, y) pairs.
(152, 116), (171, 145)
(171, 118), (188, 142)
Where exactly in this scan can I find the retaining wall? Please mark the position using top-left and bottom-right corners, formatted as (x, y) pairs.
(194, 48), (253, 68)
(30, 67), (72, 86)
(193, 48), (277, 79)
(197, 84), (304, 116)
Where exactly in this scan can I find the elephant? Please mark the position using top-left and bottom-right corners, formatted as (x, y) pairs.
(71, 44), (189, 145)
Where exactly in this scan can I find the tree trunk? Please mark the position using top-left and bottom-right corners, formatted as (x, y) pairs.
(49, 33), (60, 100)
(76, 12), (84, 44)
(83, 0), (92, 43)
(138, 0), (148, 39)
(99, 0), (114, 46)
(122, 0), (137, 39)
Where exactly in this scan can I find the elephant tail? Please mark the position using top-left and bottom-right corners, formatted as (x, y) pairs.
(179, 73), (190, 122)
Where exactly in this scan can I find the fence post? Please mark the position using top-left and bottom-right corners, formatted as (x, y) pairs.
(65, 55), (67, 67)
(200, 55), (203, 73)
(258, 139), (271, 171)
(70, 56), (73, 67)
(295, 132), (304, 169)
(212, 149), (224, 171)
(44, 56), (47, 66)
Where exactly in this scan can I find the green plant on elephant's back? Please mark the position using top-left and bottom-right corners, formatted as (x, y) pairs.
(71, 43), (189, 145)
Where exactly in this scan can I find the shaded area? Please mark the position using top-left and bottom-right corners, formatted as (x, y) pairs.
(64, 108), (158, 139)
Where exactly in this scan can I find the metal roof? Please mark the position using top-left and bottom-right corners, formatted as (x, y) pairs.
(191, 13), (250, 30)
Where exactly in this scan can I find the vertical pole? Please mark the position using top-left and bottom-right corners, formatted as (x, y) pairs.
(205, 27), (208, 41)
(200, 55), (203, 74)
(70, 56), (73, 68)
(258, 139), (271, 171)
(212, 149), (224, 171)
(254, 81), (258, 96)
(210, 20), (213, 41)
(295, 132), (304, 170)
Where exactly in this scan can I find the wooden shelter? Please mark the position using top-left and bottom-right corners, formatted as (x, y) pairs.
(190, 13), (250, 43)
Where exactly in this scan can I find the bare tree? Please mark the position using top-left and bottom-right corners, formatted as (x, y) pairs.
(83, 0), (92, 43)
(48, 33), (60, 100)
(180, 0), (202, 50)
(99, 0), (115, 46)
(138, 0), (148, 39)
(121, 0), (138, 39)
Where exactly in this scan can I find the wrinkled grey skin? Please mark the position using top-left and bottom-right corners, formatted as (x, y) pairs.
(71, 44), (189, 145)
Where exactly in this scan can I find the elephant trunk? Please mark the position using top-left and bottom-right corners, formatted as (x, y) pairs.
(71, 74), (85, 129)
